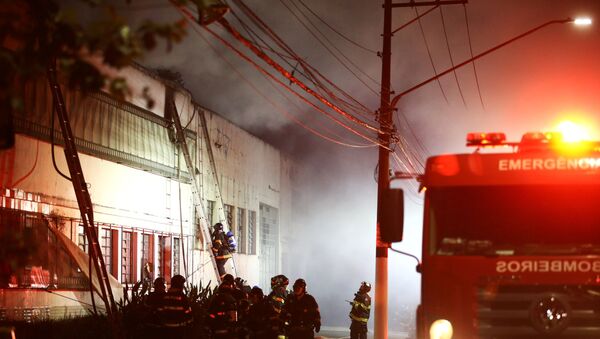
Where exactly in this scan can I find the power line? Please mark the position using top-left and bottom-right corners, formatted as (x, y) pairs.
(193, 20), (377, 147)
(225, 1), (386, 130)
(280, 0), (381, 95)
(191, 14), (389, 148)
(228, 0), (376, 121)
(439, 6), (467, 107)
(414, 7), (449, 104)
(393, 4), (439, 34)
(229, 0), (378, 124)
(463, 4), (485, 110)
(296, 0), (379, 55)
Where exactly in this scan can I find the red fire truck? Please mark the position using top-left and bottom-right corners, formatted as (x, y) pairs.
(415, 131), (600, 338)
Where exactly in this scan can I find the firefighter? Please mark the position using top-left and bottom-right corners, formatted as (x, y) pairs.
(153, 274), (193, 338)
(266, 274), (289, 337)
(247, 286), (272, 338)
(208, 274), (239, 338)
(284, 278), (321, 339)
(348, 281), (371, 339)
(212, 223), (233, 279)
(146, 277), (167, 308)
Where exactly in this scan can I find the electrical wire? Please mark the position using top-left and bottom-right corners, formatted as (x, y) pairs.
(389, 246), (421, 265)
(296, 0), (378, 55)
(200, 21), (387, 147)
(393, 4), (439, 34)
(228, 0), (378, 125)
(291, 0), (382, 89)
(395, 110), (431, 157)
(10, 140), (39, 187)
(212, 15), (386, 135)
(463, 4), (485, 110)
(279, 0), (381, 95)
(439, 6), (467, 107)
(186, 17), (376, 148)
(414, 7), (449, 104)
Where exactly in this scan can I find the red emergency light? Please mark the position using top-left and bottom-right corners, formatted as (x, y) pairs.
(521, 131), (562, 144)
(466, 132), (506, 147)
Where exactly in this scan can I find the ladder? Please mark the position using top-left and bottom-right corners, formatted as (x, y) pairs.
(165, 88), (236, 283)
(197, 108), (237, 275)
(46, 64), (118, 322)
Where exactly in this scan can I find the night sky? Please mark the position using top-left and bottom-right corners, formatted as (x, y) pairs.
(121, 0), (600, 330)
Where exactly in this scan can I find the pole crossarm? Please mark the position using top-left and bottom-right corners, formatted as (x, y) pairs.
(392, 4), (440, 34)
(390, 0), (467, 8)
(389, 18), (574, 108)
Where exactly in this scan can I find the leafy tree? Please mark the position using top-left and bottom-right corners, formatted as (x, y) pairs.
(0, 0), (190, 149)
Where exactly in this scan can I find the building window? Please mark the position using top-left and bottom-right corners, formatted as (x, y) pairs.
(173, 238), (180, 275)
(248, 210), (256, 255)
(206, 200), (215, 227)
(77, 224), (88, 253)
(157, 235), (165, 278)
(121, 231), (133, 283)
(99, 228), (112, 276)
(237, 208), (246, 253)
(141, 233), (153, 282)
(224, 204), (234, 231)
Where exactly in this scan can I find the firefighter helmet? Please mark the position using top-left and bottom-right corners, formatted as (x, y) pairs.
(250, 286), (264, 298)
(153, 277), (166, 291)
(360, 281), (371, 293)
(171, 274), (186, 289)
(271, 274), (289, 288)
(222, 273), (235, 286)
(293, 278), (306, 290)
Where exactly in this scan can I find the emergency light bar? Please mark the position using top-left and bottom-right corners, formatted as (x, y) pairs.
(466, 131), (600, 153)
(466, 132), (506, 147)
(521, 131), (562, 144)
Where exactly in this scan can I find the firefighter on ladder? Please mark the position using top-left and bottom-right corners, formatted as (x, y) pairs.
(348, 281), (371, 339)
(212, 222), (233, 279)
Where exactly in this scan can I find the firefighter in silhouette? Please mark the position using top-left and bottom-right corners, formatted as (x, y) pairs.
(348, 281), (371, 339)
(141, 277), (167, 336)
(247, 286), (272, 338)
(211, 222), (232, 279)
(284, 278), (321, 338)
(208, 274), (238, 338)
(153, 274), (193, 338)
(146, 277), (167, 308)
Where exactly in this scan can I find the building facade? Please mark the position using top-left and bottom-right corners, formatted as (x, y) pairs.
(0, 64), (293, 320)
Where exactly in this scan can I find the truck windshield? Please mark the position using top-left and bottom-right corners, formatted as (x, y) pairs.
(428, 184), (600, 255)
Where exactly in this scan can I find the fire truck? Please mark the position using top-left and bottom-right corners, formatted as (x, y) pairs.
(414, 131), (600, 338)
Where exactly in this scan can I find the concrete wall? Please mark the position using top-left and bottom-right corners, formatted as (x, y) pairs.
(0, 64), (293, 317)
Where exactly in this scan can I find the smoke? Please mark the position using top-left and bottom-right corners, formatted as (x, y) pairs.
(119, 0), (600, 331)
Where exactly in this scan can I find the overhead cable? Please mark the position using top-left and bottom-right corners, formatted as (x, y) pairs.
(296, 0), (379, 55)
(188, 14), (390, 148)
(215, 16), (386, 135)
(230, 0), (377, 124)
(280, 0), (381, 95)
(463, 4), (485, 110)
(186, 16), (377, 148)
(414, 7), (449, 104)
(439, 6), (467, 107)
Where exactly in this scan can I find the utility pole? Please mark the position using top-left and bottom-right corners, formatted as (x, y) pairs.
(375, 1), (466, 338)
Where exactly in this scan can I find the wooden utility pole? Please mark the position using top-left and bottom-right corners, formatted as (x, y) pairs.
(375, 1), (466, 338)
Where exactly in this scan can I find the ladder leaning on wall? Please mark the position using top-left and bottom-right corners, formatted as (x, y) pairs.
(165, 88), (236, 284)
(47, 62), (120, 335)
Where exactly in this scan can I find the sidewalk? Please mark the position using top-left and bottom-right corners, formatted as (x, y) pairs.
(318, 326), (410, 339)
